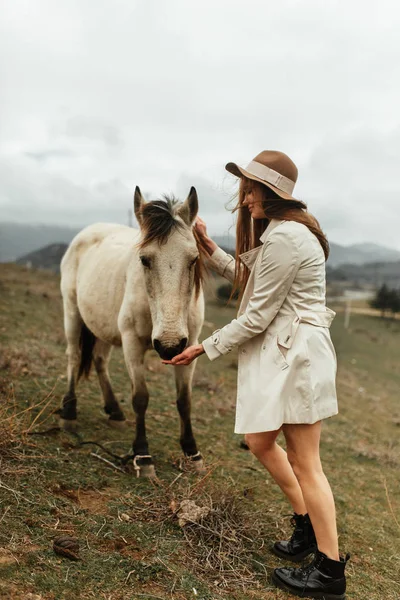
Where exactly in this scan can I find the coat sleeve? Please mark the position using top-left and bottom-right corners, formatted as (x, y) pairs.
(207, 246), (235, 283)
(202, 229), (301, 361)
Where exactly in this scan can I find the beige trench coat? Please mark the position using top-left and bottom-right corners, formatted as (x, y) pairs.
(202, 219), (338, 433)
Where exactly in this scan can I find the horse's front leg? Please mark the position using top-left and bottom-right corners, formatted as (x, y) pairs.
(174, 361), (205, 473)
(122, 332), (155, 478)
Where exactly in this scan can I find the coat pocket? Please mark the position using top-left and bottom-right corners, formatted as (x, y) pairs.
(274, 336), (290, 370)
(260, 331), (289, 371)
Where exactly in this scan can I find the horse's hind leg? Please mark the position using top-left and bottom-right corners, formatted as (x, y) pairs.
(60, 304), (81, 431)
(93, 339), (125, 426)
(175, 362), (205, 473)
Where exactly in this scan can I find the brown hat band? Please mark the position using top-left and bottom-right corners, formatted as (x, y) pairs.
(245, 161), (295, 195)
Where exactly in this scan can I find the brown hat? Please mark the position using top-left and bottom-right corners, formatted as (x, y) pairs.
(226, 150), (298, 200)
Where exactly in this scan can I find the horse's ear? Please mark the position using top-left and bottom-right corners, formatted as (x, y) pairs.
(134, 186), (145, 226)
(177, 187), (198, 226)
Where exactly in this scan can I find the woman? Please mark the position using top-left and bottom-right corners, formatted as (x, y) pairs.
(163, 150), (349, 599)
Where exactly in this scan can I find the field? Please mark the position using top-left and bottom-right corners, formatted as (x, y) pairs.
(0, 263), (399, 600)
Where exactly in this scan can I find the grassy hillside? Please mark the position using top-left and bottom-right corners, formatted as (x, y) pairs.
(0, 264), (399, 600)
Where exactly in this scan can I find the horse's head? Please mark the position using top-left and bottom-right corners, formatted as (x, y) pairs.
(134, 186), (205, 360)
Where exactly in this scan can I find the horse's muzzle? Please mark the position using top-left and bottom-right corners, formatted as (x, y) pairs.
(153, 338), (188, 360)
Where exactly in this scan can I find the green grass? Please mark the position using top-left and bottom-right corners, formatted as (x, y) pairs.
(0, 264), (399, 599)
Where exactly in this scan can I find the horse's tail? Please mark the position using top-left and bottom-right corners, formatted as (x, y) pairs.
(78, 322), (96, 381)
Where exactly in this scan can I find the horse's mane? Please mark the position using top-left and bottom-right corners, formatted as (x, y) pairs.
(138, 196), (206, 299)
(139, 195), (181, 248)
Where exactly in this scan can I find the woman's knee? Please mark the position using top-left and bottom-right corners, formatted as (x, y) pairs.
(244, 432), (278, 456)
(287, 448), (322, 481)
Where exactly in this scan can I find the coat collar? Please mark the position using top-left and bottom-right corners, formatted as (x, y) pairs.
(239, 220), (285, 269)
(259, 219), (285, 243)
(238, 246), (261, 269)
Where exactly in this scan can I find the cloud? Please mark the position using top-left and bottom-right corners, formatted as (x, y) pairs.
(65, 116), (124, 149)
(0, 155), (132, 227)
(24, 149), (76, 163)
(296, 127), (400, 247)
(1, 0), (400, 250)
(176, 171), (238, 236)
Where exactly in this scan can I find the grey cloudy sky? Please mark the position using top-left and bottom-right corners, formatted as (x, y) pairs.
(1, 0), (400, 248)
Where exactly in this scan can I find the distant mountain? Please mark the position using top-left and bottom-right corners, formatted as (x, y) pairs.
(328, 242), (400, 267)
(327, 260), (400, 289)
(1, 222), (400, 270)
(16, 243), (68, 272)
(0, 223), (79, 262)
(214, 234), (400, 268)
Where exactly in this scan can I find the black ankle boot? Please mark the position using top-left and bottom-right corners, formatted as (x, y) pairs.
(272, 548), (350, 599)
(272, 513), (317, 562)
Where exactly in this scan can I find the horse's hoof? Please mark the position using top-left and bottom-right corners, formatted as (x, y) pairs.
(139, 464), (157, 479)
(59, 418), (78, 432)
(133, 456), (157, 479)
(191, 458), (207, 474)
(179, 453), (207, 474)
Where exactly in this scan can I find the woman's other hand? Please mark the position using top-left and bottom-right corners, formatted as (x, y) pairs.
(162, 343), (205, 366)
(194, 216), (209, 239)
(194, 217), (218, 256)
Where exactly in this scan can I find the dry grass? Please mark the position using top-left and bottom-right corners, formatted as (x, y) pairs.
(354, 439), (400, 467)
(0, 384), (26, 464)
(0, 346), (59, 379)
(121, 477), (271, 592)
(1, 264), (400, 599)
(0, 370), (59, 476)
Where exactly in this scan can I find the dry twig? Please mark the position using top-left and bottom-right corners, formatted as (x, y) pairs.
(383, 477), (400, 531)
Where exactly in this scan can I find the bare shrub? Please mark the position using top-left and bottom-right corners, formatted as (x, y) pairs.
(123, 477), (272, 591)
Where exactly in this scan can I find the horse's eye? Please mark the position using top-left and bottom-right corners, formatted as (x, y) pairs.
(140, 256), (151, 268)
(189, 256), (199, 268)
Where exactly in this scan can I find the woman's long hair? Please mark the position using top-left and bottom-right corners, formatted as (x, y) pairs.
(231, 177), (329, 302)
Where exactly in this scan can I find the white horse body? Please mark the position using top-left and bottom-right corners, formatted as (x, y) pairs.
(62, 223), (145, 347)
(59, 188), (205, 476)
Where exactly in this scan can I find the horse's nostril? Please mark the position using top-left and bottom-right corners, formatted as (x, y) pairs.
(153, 338), (188, 360)
(153, 339), (162, 354)
(179, 338), (188, 352)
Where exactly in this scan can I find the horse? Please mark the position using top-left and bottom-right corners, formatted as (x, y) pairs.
(59, 186), (205, 477)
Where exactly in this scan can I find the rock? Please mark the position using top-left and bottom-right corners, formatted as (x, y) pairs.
(53, 536), (80, 561)
(176, 499), (210, 527)
(120, 513), (131, 522)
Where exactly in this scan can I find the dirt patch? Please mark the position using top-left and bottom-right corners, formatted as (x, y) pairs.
(78, 488), (116, 514)
(52, 484), (118, 515)
(94, 535), (147, 560)
(0, 583), (52, 600)
(0, 539), (42, 568)
(0, 547), (18, 567)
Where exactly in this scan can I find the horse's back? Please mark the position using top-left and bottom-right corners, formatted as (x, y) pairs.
(62, 223), (138, 265)
(61, 223), (141, 345)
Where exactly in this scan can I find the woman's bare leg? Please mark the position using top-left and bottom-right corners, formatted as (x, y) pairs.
(245, 431), (307, 515)
(282, 421), (339, 560)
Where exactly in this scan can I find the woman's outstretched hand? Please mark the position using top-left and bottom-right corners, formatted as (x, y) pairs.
(162, 343), (205, 366)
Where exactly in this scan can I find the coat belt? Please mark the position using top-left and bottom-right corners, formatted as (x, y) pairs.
(277, 308), (336, 349)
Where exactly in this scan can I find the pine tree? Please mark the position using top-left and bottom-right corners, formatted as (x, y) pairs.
(388, 288), (400, 317)
(370, 284), (392, 318)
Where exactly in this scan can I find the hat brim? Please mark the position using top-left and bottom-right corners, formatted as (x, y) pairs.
(225, 161), (299, 201)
